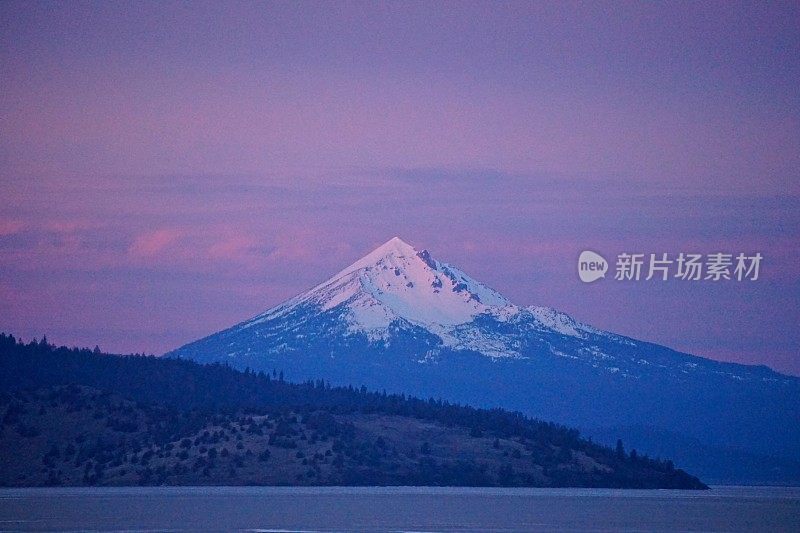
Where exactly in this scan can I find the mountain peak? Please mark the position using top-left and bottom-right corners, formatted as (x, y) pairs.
(341, 237), (418, 275)
(253, 236), (514, 336)
(385, 236), (414, 250)
(234, 238), (607, 355)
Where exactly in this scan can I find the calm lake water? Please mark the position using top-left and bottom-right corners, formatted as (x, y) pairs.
(1, 485), (798, 532)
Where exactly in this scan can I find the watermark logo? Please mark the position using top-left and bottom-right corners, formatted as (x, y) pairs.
(577, 251), (763, 282)
(578, 251), (608, 283)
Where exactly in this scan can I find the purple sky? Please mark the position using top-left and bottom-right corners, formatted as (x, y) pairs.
(1, 1), (799, 374)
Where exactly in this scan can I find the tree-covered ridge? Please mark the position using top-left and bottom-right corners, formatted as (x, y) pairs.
(0, 334), (706, 488)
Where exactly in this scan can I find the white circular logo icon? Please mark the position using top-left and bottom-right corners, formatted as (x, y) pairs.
(578, 251), (608, 283)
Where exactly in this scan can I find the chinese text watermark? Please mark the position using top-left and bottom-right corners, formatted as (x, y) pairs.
(578, 251), (762, 283)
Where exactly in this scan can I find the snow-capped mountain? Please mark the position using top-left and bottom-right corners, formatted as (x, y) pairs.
(238, 236), (607, 358)
(245, 236), (514, 344)
(169, 237), (800, 483)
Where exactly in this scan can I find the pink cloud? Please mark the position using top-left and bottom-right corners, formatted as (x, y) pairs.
(129, 229), (183, 257)
(0, 220), (24, 236)
(207, 234), (257, 259)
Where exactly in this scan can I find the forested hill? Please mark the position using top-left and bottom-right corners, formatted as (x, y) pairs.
(0, 334), (706, 488)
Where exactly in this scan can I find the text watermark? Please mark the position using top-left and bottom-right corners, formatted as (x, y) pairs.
(578, 251), (762, 283)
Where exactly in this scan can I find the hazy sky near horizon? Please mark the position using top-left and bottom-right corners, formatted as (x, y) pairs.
(1, 1), (799, 374)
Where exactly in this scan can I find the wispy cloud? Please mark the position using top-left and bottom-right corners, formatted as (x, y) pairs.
(128, 229), (183, 257)
(0, 220), (24, 236)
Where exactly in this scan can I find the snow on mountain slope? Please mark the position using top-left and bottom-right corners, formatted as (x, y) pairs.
(235, 237), (603, 355)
